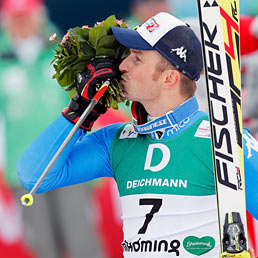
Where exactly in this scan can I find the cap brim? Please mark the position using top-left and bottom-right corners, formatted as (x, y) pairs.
(111, 26), (153, 50)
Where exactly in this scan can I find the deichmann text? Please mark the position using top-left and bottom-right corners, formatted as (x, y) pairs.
(127, 178), (187, 189)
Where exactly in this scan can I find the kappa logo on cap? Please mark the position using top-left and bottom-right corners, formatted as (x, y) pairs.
(144, 17), (159, 33)
(170, 47), (187, 63)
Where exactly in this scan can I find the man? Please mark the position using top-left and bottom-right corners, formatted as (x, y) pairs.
(17, 12), (258, 257)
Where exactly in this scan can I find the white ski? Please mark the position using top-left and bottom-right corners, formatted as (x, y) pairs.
(197, 0), (251, 257)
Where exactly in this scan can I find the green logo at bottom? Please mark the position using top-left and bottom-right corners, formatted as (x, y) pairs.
(183, 236), (215, 255)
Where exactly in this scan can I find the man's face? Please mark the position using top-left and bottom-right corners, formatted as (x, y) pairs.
(119, 49), (163, 103)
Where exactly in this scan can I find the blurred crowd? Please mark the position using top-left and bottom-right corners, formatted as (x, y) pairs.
(0, 0), (257, 257)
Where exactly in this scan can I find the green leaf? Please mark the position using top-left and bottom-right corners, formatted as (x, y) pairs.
(68, 27), (90, 41)
(75, 56), (90, 65)
(95, 48), (116, 58)
(66, 56), (90, 73)
(53, 63), (61, 73)
(102, 15), (117, 33)
(68, 27), (82, 37)
(63, 47), (70, 56)
(72, 61), (88, 73)
(52, 72), (59, 79)
(110, 95), (118, 109)
(62, 56), (78, 70)
(68, 87), (77, 99)
(81, 28), (89, 40)
(73, 35), (83, 57)
(108, 84), (116, 95)
(58, 69), (75, 87)
(69, 27), (88, 43)
(64, 81), (77, 92)
(97, 35), (116, 49)
(80, 41), (95, 57)
(89, 25), (107, 47)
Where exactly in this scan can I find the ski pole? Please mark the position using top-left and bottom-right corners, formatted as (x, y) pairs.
(20, 80), (110, 207)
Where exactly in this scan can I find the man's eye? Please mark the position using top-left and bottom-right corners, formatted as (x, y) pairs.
(134, 56), (141, 63)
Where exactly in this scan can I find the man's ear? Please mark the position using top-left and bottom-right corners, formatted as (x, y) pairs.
(163, 69), (180, 89)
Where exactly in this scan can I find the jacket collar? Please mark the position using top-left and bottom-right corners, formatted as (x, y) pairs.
(132, 96), (199, 136)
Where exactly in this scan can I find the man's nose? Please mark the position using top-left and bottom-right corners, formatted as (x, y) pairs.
(119, 56), (128, 72)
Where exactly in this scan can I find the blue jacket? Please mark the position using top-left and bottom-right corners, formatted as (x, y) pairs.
(17, 97), (258, 220)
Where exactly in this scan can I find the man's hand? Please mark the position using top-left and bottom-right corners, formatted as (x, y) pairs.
(62, 58), (118, 131)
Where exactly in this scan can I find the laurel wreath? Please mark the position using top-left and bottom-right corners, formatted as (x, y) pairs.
(49, 15), (130, 109)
